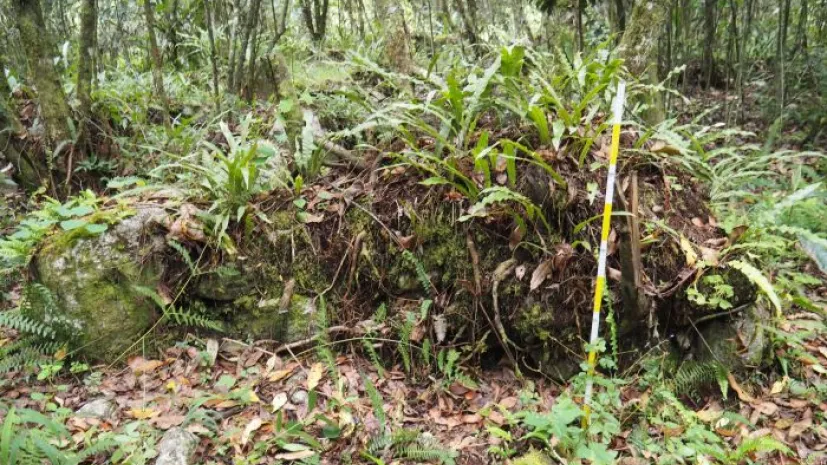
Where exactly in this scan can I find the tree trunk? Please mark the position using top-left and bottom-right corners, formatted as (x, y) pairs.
(615, 0), (626, 34)
(702, 0), (717, 87)
(1, 95), (46, 190)
(0, 52), (12, 98)
(143, 0), (171, 128)
(236, 0), (263, 92)
(244, 22), (261, 101)
(76, 0), (97, 151)
(204, 0), (221, 109)
(12, 0), (73, 153)
(168, 0), (181, 68)
(453, 0), (478, 44)
(301, 0), (329, 42)
(576, 0), (585, 51)
(794, 0), (809, 53)
(620, 0), (668, 80)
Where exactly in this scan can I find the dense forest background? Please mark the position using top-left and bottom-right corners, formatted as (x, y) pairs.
(0, 0), (825, 463)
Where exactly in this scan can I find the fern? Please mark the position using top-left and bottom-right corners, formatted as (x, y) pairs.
(363, 303), (387, 376)
(164, 307), (223, 331)
(729, 435), (791, 463)
(672, 360), (729, 399)
(167, 239), (196, 274)
(315, 296), (338, 382)
(366, 428), (456, 465)
(402, 251), (431, 294)
(0, 284), (62, 374)
(398, 311), (416, 374)
(132, 285), (223, 331)
(362, 372), (386, 432)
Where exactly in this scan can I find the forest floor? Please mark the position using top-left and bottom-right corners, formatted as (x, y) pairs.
(1, 310), (827, 464)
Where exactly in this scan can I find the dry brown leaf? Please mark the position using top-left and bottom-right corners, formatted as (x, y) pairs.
(152, 415), (186, 430)
(128, 357), (164, 374)
(650, 141), (682, 155)
(462, 414), (482, 424)
(274, 450), (315, 461)
(508, 225), (525, 251)
(755, 401), (780, 416)
(128, 408), (160, 420)
(272, 392), (288, 412)
(727, 373), (756, 403)
(789, 418), (812, 440)
(499, 397), (518, 409)
(530, 260), (554, 291)
(241, 418), (263, 446)
(269, 366), (296, 382)
(306, 363), (323, 391)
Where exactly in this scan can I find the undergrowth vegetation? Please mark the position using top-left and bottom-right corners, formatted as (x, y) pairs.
(0, 0), (825, 462)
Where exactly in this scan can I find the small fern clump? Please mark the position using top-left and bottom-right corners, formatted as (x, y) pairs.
(314, 296), (338, 382)
(0, 404), (116, 465)
(363, 428), (457, 465)
(0, 283), (63, 375)
(672, 360), (729, 400)
(362, 303), (387, 376)
(132, 285), (223, 332)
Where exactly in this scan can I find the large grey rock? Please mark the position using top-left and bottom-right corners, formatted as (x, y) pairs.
(75, 398), (116, 419)
(155, 427), (198, 465)
(34, 206), (168, 360)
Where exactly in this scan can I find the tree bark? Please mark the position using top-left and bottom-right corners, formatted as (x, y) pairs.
(76, 0), (97, 150)
(301, 0), (330, 42)
(576, 0), (585, 51)
(1, 88), (48, 190)
(794, 0), (809, 53)
(143, 0), (171, 128)
(204, 0), (221, 109)
(702, 0), (717, 87)
(11, 0), (73, 152)
(615, 0), (626, 34)
(236, 0), (263, 92)
(0, 52), (11, 98)
(620, 0), (668, 79)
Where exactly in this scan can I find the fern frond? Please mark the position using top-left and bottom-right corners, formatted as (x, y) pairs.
(164, 307), (223, 331)
(672, 360), (729, 399)
(398, 311), (416, 374)
(362, 373), (387, 432)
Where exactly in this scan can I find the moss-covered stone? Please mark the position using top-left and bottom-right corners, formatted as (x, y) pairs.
(695, 302), (770, 371)
(193, 262), (255, 301)
(34, 207), (167, 361)
(228, 291), (317, 342)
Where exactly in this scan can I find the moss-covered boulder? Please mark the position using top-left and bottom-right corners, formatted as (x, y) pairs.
(695, 302), (771, 371)
(34, 206), (168, 361)
(229, 289), (317, 342)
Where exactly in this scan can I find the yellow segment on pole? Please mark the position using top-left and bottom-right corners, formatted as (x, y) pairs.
(582, 81), (626, 427)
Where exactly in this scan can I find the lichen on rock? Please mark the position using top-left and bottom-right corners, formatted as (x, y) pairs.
(33, 206), (168, 360)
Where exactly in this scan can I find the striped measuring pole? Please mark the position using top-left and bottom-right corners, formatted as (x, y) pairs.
(582, 80), (626, 427)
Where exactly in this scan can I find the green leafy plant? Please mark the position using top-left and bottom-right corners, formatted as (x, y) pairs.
(0, 191), (127, 268)
(0, 283), (63, 375)
(362, 428), (456, 465)
(0, 404), (115, 465)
